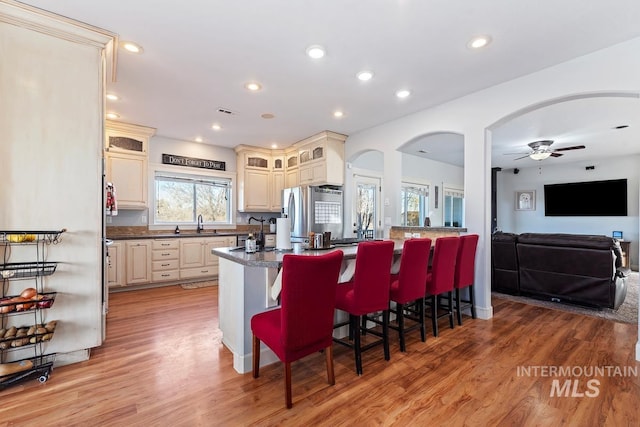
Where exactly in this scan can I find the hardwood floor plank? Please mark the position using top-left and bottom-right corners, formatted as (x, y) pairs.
(0, 286), (638, 425)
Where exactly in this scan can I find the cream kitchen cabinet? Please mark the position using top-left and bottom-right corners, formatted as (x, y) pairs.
(107, 241), (125, 288)
(206, 236), (236, 266)
(236, 147), (278, 212)
(270, 155), (286, 211)
(270, 171), (285, 211)
(285, 151), (299, 188)
(151, 239), (180, 282)
(105, 121), (156, 209)
(243, 169), (271, 211)
(180, 236), (234, 280)
(125, 240), (152, 285)
(297, 131), (346, 186)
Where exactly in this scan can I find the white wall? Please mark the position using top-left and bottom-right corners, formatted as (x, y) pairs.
(496, 154), (639, 269)
(344, 36), (640, 326)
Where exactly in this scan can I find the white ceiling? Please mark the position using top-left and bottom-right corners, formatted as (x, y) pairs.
(18, 0), (640, 168)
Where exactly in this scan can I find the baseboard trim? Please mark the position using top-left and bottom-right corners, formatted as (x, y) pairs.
(476, 305), (493, 320)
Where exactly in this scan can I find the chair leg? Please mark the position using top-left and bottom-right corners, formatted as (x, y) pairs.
(455, 288), (463, 326)
(252, 334), (260, 378)
(419, 297), (426, 342)
(431, 295), (438, 337)
(448, 291), (455, 329)
(284, 362), (292, 409)
(352, 315), (363, 375)
(470, 284), (477, 319)
(397, 302), (406, 352)
(325, 345), (335, 385)
(382, 310), (390, 361)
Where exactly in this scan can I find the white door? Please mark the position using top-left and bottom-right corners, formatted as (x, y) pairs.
(353, 175), (382, 239)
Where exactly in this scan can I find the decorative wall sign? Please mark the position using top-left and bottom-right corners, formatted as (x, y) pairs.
(162, 153), (226, 171)
(515, 190), (536, 211)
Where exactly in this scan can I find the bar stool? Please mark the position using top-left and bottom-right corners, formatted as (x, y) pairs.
(251, 250), (344, 408)
(333, 240), (395, 375)
(454, 234), (479, 325)
(425, 236), (459, 337)
(388, 238), (432, 352)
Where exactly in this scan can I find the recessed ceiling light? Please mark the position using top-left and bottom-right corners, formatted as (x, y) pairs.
(271, 143), (278, 149)
(614, 125), (629, 129)
(333, 111), (344, 118)
(211, 124), (222, 131)
(195, 137), (203, 143)
(106, 112), (120, 119)
(357, 71), (374, 81)
(106, 93), (119, 101)
(396, 89), (411, 99)
(306, 45), (326, 59)
(121, 41), (143, 54)
(261, 113), (275, 119)
(245, 82), (262, 91)
(467, 35), (492, 49)
(418, 149), (429, 154)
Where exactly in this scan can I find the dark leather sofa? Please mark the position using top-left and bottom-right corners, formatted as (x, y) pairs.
(491, 232), (627, 309)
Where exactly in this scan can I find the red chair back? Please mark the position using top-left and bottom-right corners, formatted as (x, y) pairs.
(281, 250), (344, 351)
(392, 238), (432, 303)
(427, 236), (459, 295)
(454, 234), (479, 289)
(351, 240), (395, 313)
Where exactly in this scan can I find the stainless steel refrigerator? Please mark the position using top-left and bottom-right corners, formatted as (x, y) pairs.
(282, 185), (344, 242)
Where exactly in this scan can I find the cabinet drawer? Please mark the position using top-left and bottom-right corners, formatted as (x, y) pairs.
(153, 240), (179, 250)
(152, 248), (179, 261)
(152, 259), (179, 271)
(180, 266), (218, 280)
(152, 270), (180, 282)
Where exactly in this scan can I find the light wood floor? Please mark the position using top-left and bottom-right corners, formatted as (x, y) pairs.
(1, 285), (639, 426)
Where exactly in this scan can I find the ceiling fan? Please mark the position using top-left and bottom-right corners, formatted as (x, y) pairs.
(508, 140), (586, 161)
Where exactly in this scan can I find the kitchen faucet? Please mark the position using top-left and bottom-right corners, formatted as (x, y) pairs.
(197, 214), (204, 233)
(248, 216), (265, 250)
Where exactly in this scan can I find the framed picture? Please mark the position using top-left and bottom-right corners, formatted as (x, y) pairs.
(515, 190), (536, 211)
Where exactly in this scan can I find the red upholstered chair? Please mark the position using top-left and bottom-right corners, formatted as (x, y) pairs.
(389, 238), (432, 352)
(454, 234), (479, 325)
(425, 236), (459, 337)
(333, 240), (395, 375)
(251, 250), (344, 409)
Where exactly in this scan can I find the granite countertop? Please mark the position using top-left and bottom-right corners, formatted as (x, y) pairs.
(107, 231), (265, 240)
(390, 226), (468, 232)
(212, 240), (406, 268)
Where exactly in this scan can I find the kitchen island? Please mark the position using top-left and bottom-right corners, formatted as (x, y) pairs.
(213, 241), (405, 374)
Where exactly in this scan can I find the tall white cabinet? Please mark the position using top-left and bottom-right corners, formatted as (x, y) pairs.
(0, 2), (116, 365)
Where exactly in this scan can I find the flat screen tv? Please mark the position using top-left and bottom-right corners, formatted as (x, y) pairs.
(544, 179), (627, 216)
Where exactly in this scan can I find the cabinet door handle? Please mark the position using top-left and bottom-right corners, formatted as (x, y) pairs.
(161, 263), (170, 267)
(161, 274), (170, 277)
(162, 252), (170, 256)
(161, 243), (170, 246)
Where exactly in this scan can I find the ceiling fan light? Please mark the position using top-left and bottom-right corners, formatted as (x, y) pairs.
(529, 151), (552, 160)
